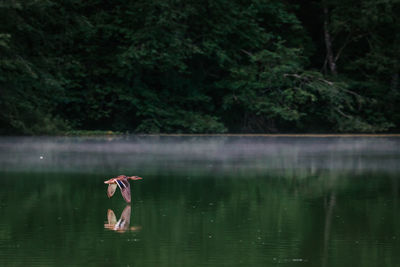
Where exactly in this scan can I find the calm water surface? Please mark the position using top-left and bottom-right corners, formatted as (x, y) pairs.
(0, 136), (399, 266)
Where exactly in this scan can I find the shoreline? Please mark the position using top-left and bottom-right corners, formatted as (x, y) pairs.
(137, 133), (400, 137)
(2, 133), (399, 137)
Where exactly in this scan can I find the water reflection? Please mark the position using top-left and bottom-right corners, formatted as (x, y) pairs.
(104, 205), (141, 233)
(1, 137), (400, 266)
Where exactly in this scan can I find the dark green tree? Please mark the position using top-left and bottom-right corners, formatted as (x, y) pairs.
(0, 0), (398, 134)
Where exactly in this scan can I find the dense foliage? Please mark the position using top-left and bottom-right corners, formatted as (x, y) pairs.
(1, 0), (399, 134)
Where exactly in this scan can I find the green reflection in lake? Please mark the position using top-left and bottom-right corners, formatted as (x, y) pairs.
(0, 137), (399, 266)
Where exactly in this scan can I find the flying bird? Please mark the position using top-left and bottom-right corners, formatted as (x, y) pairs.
(104, 175), (143, 203)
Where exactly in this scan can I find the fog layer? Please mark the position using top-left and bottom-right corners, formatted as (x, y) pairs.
(0, 136), (399, 174)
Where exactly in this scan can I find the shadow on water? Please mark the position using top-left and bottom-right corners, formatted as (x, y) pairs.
(0, 136), (400, 266)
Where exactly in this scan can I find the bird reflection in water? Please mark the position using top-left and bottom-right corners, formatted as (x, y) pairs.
(104, 205), (141, 233)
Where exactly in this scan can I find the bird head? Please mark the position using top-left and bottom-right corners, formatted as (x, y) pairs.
(129, 176), (143, 181)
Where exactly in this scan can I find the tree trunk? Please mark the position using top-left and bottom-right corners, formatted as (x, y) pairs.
(323, 6), (337, 75)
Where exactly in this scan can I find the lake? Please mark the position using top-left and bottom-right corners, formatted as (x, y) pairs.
(0, 136), (399, 266)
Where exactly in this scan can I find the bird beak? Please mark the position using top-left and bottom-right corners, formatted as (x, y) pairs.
(132, 176), (143, 180)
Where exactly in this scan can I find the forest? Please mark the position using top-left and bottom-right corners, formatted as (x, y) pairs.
(0, 0), (399, 134)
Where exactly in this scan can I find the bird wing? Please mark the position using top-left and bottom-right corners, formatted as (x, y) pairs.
(107, 209), (117, 225)
(114, 205), (131, 231)
(120, 205), (131, 224)
(116, 179), (131, 203)
(107, 184), (117, 198)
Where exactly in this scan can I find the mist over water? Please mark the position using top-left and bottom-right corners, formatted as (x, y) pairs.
(1, 136), (399, 174)
(1, 136), (400, 266)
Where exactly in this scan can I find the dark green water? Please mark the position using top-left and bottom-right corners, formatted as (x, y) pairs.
(0, 136), (399, 266)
